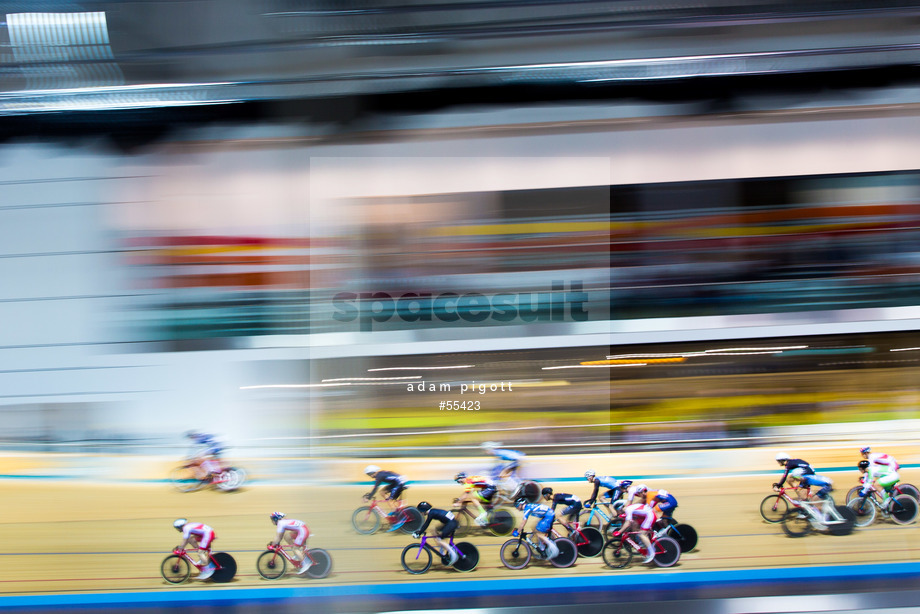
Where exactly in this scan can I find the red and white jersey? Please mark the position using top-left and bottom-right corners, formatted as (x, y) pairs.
(869, 453), (900, 472)
(624, 503), (656, 530)
(182, 523), (215, 549)
(276, 518), (310, 546)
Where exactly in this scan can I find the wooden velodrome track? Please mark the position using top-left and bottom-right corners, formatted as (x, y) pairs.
(2, 468), (920, 597)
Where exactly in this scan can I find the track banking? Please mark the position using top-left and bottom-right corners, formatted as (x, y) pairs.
(332, 282), (589, 331)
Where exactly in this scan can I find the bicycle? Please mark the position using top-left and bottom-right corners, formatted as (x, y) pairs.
(554, 519), (603, 558)
(846, 487), (919, 527)
(781, 496), (857, 537)
(602, 530), (680, 569)
(846, 480), (920, 505)
(451, 499), (515, 537)
(169, 462), (246, 493)
(759, 484), (815, 523)
(352, 498), (423, 535)
(493, 476), (542, 506)
(499, 529), (578, 569)
(161, 548), (237, 584)
(256, 542), (333, 580)
(654, 517), (698, 553)
(400, 533), (479, 574)
(578, 499), (624, 536)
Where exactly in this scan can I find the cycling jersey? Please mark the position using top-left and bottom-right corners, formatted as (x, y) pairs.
(588, 477), (631, 503)
(188, 433), (223, 458)
(654, 493), (678, 517)
(418, 508), (459, 538)
(868, 453), (900, 473)
(182, 523), (216, 549)
(368, 470), (407, 498)
(778, 459), (814, 487)
(624, 503), (656, 531)
(522, 502), (555, 533)
(550, 493), (582, 519)
(275, 518), (309, 546)
(461, 475), (495, 492)
(492, 448), (525, 462)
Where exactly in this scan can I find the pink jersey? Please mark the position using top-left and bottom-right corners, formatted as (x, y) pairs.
(182, 523), (215, 549)
(276, 518), (309, 546)
(624, 503), (656, 530)
(869, 453), (900, 472)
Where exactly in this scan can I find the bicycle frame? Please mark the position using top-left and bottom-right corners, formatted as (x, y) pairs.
(173, 547), (222, 571)
(582, 501), (616, 526)
(412, 534), (461, 561)
(618, 531), (665, 558)
(265, 543), (320, 567)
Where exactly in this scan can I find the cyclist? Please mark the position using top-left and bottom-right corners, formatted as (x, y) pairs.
(788, 467), (833, 500)
(584, 470), (632, 509)
(651, 489), (678, 528)
(364, 465), (408, 508)
(861, 446), (900, 473)
(482, 441), (525, 480)
(413, 501), (460, 566)
(173, 518), (217, 579)
(515, 497), (559, 560)
(542, 487), (582, 529)
(858, 456), (902, 506)
(268, 512), (313, 575)
(454, 471), (497, 526)
(623, 482), (652, 506)
(613, 486), (657, 564)
(184, 431), (224, 481)
(773, 452), (815, 490)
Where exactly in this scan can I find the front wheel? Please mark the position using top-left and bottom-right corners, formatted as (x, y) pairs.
(652, 536), (681, 568)
(215, 468), (245, 492)
(161, 554), (191, 584)
(487, 509), (515, 537)
(845, 485), (863, 504)
(669, 523), (698, 552)
(759, 494), (789, 523)
(889, 494), (919, 525)
(351, 506), (381, 535)
(304, 548), (333, 579)
(781, 509), (813, 537)
(549, 538), (578, 568)
(452, 542), (479, 572)
(168, 466), (205, 493)
(400, 544), (433, 574)
(602, 537), (634, 569)
(847, 497), (877, 527)
(256, 550), (286, 580)
(499, 539), (532, 570)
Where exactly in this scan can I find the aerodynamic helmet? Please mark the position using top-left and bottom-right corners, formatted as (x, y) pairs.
(417, 501), (432, 513)
(270, 512), (285, 525)
(173, 518), (187, 532)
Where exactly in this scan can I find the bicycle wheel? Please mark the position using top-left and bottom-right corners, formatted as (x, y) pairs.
(256, 550), (287, 579)
(452, 542), (479, 572)
(670, 524), (698, 553)
(847, 497), (877, 527)
(453, 510), (472, 537)
(487, 509), (515, 537)
(400, 544), (433, 574)
(304, 548), (333, 579)
(896, 483), (920, 502)
(398, 507), (424, 534)
(168, 466), (205, 493)
(216, 468), (244, 492)
(499, 539), (532, 570)
(210, 552), (236, 583)
(549, 538), (578, 568)
(603, 516), (623, 537)
(602, 537), (634, 569)
(827, 506), (856, 536)
(578, 509), (600, 529)
(781, 509), (813, 537)
(161, 554), (191, 584)
(520, 481), (541, 503)
(652, 536), (681, 568)
(845, 485), (863, 504)
(570, 526), (604, 558)
(889, 494), (919, 525)
(351, 506), (381, 534)
(759, 494), (789, 523)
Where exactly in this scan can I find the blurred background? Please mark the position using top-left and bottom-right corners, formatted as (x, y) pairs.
(2, 1), (920, 480)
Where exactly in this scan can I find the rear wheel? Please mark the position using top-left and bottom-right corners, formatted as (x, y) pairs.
(827, 506), (856, 536)
(669, 523), (698, 552)
(549, 537), (578, 568)
(889, 494), (919, 525)
(256, 550), (286, 579)
(500, 539), (532, 570)
(400, 544), (432, 574)
(519, 481), (541, 503)
(210, 552), (237, 583)
(304, 548), (332, 579)
(398, 507), (424, 534)
(351, 506), (381, 534)
(161, 554), (191, 584)
(896, 483), (920, 502)
(847, 497), (877, 527)
(453, 509), (472, 537)
(215, 468), (245, 492)
(602, 537), (633, 569)
(570, 526), (604, 558)
(452, 542), (479, 572)
(487, 509), (514, 537)
(652, 536), (681, 568)
(781, 509), (813, 537)
(759, 494), (789, 523)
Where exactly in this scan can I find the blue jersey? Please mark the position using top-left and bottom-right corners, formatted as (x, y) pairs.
(655, 493), (678, 513)
(521, 503), (553, 520)
(596, 476), (622, 490)
(493, 448), (525, 462)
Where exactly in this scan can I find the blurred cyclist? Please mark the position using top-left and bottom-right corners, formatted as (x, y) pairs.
(363, 465), (409, 512)
(651, 489), (679, 528)
(788, 467), (833, 500)
(173, 518), (217, 579)
(413, 501), (460, 566)
(858, 456), (902, 506)
(861, 446), (900, 473)
(515, 497), (559, 560)
(543, 487), (582, 529)
(584, 470), (632, 509)
(613, 486), (657, 564)
(454, 471), (497, 526)
(773, 452), (815, 490)
(268, 512), (313, 574)
(482, 442), (525, 480)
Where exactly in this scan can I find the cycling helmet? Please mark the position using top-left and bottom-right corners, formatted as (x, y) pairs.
(584, 470), (596, 480)
(270, 512), (285, 525)
(454, 472), (467, 483)
(790, 467), (806, 479)
(775, 452), (790, 464)
(173, 518), (187, 532)
(860, 446), (871, 455)
(655, 489), (669, 499)
(633, 484), (648, 495)
(364, 465), (380, 476)
(481, 441), (499, 450)
(541, 487), (553, 499)
(858, 460), (870, 471)
(417, 501), (432, 513)
(515, 497), (528, 510)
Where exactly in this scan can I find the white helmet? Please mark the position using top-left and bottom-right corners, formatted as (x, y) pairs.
(633, 483), (648, 494)
(173, 518), (187, 531)
(656, 489), (669, 499)
(775, 452), (790, 463)
(364, 465), (380, 475)
(481, 441), (499, 450)
(584, 470), (596, 479)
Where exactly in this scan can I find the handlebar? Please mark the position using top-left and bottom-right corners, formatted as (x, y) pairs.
(173, 548), (186, 556)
